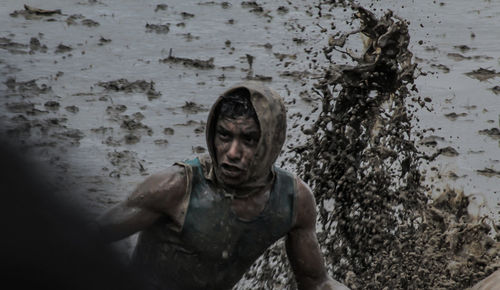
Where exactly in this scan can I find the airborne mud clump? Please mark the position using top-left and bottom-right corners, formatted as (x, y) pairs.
(5, 78), (51, 96)
(160, 49), (215, 69)
(97, 78), (161, 100)
(145, 23), (170, 34)
(243, 5), (499, 289)
(10, 4), (62, 20)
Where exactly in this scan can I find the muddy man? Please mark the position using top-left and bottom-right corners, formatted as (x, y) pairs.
(97, 82), (349, 290)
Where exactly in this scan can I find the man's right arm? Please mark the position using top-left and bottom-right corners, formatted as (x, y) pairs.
(95, 165), (188, 242)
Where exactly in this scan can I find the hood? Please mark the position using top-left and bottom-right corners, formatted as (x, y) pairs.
(205, 81), (287, 192)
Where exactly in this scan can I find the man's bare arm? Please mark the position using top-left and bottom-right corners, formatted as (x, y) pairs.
(286, 178), (350, 290)
(470, 268), (500, 290)
(95, 165), (188, 242)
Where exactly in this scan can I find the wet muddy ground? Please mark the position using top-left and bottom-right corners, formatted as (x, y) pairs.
(1, 0), (499, 289)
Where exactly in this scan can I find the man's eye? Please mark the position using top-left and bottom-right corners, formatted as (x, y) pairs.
(244, 136), (258, 145)
(218, 130), (230, 140)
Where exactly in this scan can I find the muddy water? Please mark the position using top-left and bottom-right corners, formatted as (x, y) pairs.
(0, 0), (335, 214)
(1, 0), (499, 288)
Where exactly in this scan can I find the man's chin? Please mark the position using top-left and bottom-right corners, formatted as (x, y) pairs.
(219, 166), (246, 184)
(220, 175), (244, 186)
(219, 171), (247, 187)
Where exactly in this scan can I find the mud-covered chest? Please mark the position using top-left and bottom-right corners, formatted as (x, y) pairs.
(180, 183), (280, 262)
(177, 158), (296, 264)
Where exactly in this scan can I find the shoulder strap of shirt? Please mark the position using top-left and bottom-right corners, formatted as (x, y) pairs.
(170, 158), (197, 232)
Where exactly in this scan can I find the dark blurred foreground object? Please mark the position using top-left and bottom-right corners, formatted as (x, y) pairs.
(0, 140), (147, 290)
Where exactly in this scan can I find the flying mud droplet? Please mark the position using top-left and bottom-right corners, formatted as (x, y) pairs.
(478, 128), (500, 140)
(154, 4), (167, 12)
(55, 43), (73, 54)
(145, 23), (170, 34)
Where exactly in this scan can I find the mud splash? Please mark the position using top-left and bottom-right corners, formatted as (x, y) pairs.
(243, 4), (499, 289)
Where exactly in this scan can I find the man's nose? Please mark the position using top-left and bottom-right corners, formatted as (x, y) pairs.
(227, 140), (242, 160)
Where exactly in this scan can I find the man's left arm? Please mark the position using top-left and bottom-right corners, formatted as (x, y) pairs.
(285, 178), (350, 290)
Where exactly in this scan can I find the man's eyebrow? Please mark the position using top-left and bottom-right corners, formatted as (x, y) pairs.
(216, 125), (231, 133)
(243, 130), (260, 138)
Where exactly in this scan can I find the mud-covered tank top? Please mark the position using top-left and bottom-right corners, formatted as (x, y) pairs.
(132, 157), (297, 290)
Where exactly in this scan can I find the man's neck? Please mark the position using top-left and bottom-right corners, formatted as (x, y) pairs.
(220, 172), (274, 200)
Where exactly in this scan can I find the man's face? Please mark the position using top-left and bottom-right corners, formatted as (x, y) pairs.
(214, 116), (260, 186)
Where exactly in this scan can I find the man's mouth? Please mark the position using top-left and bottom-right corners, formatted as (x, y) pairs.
(220, 163), (245, 178)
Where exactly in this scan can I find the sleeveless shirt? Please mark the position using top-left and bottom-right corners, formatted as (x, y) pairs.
(131, 157), (297, 290)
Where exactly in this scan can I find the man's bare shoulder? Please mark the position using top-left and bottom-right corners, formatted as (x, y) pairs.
(293, 177), (317, 229)
(127, 164), (188, 214)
